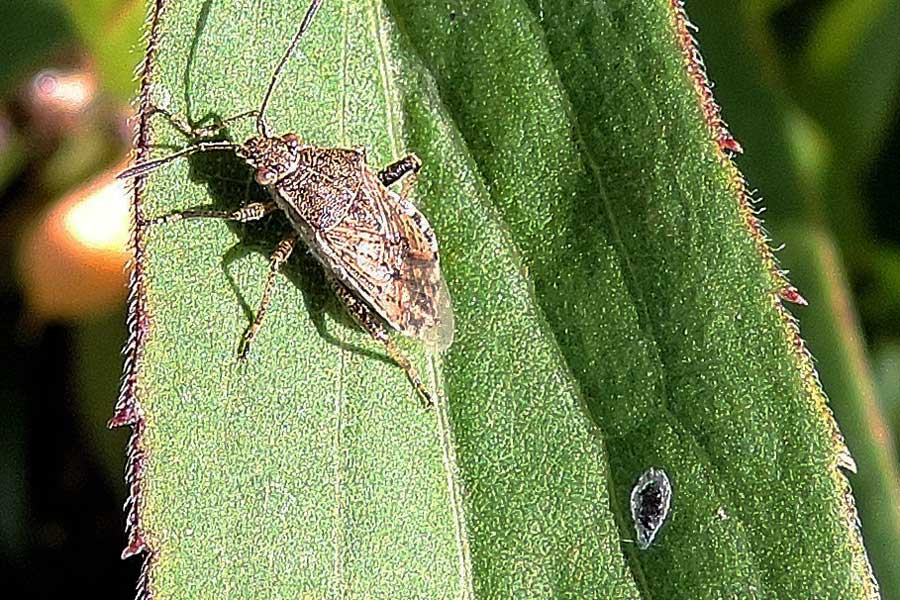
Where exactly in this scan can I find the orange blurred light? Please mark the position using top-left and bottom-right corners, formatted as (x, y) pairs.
(18, 160), (131, 320)
(61, 176), (130, 254)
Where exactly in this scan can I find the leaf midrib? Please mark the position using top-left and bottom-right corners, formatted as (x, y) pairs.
(366, 2), (475, 597)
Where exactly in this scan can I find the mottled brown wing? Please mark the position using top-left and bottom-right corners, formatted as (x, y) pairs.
(316, 171), (454, 351)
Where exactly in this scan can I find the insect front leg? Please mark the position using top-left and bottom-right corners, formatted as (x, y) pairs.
(238, 233), (299, 360)
(377, 153), (422, 187)
(147, 201), (277, 226)
(328, 276), (433, 406)
(148, 104), (259, 139)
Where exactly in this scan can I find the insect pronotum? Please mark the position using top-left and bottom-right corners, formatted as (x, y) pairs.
(120, 0), (454, 404)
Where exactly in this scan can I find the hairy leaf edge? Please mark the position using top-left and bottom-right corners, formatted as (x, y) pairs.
(671, 1), (877, 596)
(108, 1), (164, 599)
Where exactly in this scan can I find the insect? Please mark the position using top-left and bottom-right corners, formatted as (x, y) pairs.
(119, 0), (454, 404)
(629, 467), (672, 550)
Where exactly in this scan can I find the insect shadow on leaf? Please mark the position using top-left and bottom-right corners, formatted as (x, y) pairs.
(182, 0), (214, 122)
(160, 0), (401, 364)
(181, 136), (322, 323)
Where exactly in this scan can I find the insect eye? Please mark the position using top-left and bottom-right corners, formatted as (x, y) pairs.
(255, 168), (277, 185)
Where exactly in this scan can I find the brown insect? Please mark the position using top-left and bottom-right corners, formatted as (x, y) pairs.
(119, 0), (454, 404)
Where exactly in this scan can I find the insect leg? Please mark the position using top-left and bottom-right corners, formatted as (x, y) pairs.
(147, 201), (277, 226)
(238, 233), (299, 360)
(118, 140), (240, 179)
(148, 104), (258, 139)
(328, 276), (433, 406)
(377, 154), (422, 187)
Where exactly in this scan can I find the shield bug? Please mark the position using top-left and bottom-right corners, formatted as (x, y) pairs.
(119, 0), (454, 404)
(629, 467), (672, 550)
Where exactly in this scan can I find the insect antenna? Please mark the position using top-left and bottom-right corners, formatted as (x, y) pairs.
(255, 0), (324, 137)
(118, 140), (239, 180)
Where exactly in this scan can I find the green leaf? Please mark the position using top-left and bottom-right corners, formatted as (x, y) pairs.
(125, 1), (635, 597)
(388, 0), (876, 597)
(668, 3), (900, 597)
(121, 0), (878, 597)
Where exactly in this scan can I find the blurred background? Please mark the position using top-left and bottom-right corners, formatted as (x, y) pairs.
(0, 0), (897, 597)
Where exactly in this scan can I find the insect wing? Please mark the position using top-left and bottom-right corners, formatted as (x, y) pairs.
(318, 172), (454, 351)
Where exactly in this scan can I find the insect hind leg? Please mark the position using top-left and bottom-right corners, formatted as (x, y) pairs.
(238, 233), (299, 360)
(328, 276), (433, 406)
(378, 153), (422, 187)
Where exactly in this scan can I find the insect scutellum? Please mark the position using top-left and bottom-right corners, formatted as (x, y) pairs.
(119, 0), (454, 405)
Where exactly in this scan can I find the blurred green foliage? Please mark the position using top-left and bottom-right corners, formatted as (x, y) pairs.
(62, 0), (145, 101)
(0, 1), (72, 95)
(0, 1), (141, 596)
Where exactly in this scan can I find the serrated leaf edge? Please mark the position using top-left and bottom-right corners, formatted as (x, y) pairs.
(670, 2), (878, 597)
(109, 1), (166, 599)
